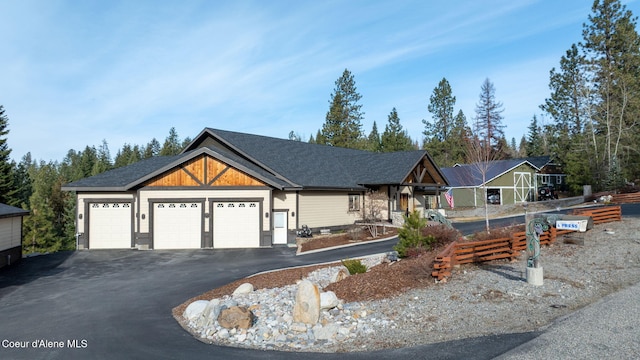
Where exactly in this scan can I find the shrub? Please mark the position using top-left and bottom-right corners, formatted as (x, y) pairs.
(341, 258), (368, 275)
(471, 224), (525, 242)
(422, 224), (462, 247)
(395, 211), (435, 257)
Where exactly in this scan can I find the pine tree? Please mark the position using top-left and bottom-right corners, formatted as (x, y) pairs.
(473, 78), (505, 157)
(320, 69), (365, 148)
(424, 80), (470, 166)
(160, 127), (183, 156)
(381, 108), (414, 152)
(11, 153), (33, 208)
(518, 136), (528, 157)
(91, 140), (112, 175)
(23, 161), (61, 253)
(0, 105), (16, 204)
(582, 0), (640, 189)
(425, 78), (455, 143)
(526, 115), (544, 156)
(144, 138), (161, 158)
(367, 121), (381, 152)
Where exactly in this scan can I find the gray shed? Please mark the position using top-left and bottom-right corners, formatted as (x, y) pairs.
(0, 203), (29, 268)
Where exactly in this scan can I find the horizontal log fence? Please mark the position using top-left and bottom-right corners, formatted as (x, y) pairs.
(432, 206), (622, 281)
(571, 205), (622, 224)
(611, 193), (640, 204)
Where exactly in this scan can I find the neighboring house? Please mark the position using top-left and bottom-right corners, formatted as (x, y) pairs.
(62, 128), (448, 250)
(0, 203), (29, 268)
(440, 159), (540, 207)
(525, 156), (567, 192)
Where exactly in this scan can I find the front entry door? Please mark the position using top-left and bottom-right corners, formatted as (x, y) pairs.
(273, 211), (287, 245)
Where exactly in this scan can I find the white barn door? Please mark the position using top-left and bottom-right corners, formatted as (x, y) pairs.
(514, 172), (532, 203)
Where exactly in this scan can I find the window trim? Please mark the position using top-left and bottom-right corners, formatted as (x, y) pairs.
(348, 194), (361, 212)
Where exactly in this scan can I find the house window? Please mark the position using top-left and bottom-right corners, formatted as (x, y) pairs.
(556, 176), (562, 185)
(348, 194), (360, 212)
(542, 175), (550, 184)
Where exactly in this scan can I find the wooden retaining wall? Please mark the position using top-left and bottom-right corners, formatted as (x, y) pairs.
(432, 206), (622, 281)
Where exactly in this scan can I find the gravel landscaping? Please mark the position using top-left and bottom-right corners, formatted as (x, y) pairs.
(174, 218), (640, 352)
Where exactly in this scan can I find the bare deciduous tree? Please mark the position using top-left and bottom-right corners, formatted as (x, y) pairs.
(363, 190), (388, 237)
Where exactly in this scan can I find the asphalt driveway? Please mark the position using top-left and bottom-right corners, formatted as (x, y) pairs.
(0, 239), (541, 360)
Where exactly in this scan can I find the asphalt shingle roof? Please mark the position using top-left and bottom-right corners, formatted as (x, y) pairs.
(442, 159), (538, 187)
(63, 128), (446, 191)
(0, 203), (29, 218)
(204, 128), (432, 188)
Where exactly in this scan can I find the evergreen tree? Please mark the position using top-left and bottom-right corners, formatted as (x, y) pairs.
(526, 115), (544, 156)
(314, 129), (326, 146)
(473, 78), (506, 157)
(114, 143), (143, 168)
(425, 78), (455, 143)
(510, 137), (518, 156)
(91, 139), (112, 176)
(381, 108), (414, 152)
(0, 105), (15, 204)
(23, 161), (61, 253)
(11, 153), (33, 208)
(424, 79), (469, 166)
(288, 131), (302, 142)
(160, 127), (183, 156)
(518, 136), (528, 157)
(320, 69), (365, 148)
(144, 138), (161, 158)
(582, 0), (640, 189)
(367, 121), (381, 152)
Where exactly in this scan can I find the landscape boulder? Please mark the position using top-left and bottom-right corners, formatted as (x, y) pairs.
(183, 300), (209, 321)
(293, 280), (320, 324)
(217, 306), (255, 329)
(195, 299), (222, 328)
(330, 267), (350, 283)
(320, 291), (339, 310)
(232, 283), (254, 296)
(313, 323), (340, 340)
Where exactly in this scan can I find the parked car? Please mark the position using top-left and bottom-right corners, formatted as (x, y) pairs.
(487, 193), (501, 204)
(538, 185), (558, 201)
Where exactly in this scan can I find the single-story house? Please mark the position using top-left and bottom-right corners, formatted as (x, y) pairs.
(0, 203), (29, 268)
(62, 128), (448, 250)
(440, 159), (540, 207)
(526, 155), (567, 191)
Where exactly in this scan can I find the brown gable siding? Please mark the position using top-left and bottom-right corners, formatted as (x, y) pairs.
(404, 157), (446, 185)
(145, 155), (266, 187)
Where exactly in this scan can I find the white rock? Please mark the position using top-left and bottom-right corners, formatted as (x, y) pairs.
(290, 322), (308, 332)
(320, 291), (340, 310)
(196, 299), (222, 328)
(184, 300), (209, 321)
(292, 280), (320, 324)
(314, 323), (340, 340)
(233, 283), (254, 296)
(217, 328), (230, 339)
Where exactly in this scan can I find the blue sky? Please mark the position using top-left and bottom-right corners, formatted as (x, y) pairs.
(2, 0), (639, 162)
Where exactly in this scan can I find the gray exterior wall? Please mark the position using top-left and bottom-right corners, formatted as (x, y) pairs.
(0, 216), (24, 268)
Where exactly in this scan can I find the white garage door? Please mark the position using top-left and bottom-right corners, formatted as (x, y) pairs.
(89, 203), (132, 249)
(153, 202), (202, 249)
(213, 201), (260, 248)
